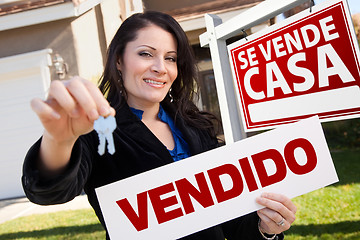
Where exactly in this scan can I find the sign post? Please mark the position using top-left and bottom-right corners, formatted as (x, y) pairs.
(200, 0), (309, 142)
(204, 14), (246, 144)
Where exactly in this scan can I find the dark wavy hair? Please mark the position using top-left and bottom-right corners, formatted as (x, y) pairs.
(99, 11), (219, 138)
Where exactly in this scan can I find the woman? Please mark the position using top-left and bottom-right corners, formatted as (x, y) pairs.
(23, 11), (296, 239)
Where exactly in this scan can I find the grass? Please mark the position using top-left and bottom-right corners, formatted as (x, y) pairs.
(0, 150), (359, 240)
(0, 209), (105, 240)
(285, 150), (360, 239)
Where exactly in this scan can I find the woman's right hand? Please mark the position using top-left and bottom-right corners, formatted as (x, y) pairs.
(30, 76), (115, 171)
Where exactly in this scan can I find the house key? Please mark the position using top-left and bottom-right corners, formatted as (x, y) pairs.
(94, 115), (117, 155)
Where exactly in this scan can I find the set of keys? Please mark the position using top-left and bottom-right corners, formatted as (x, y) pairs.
(94, 115), (117, 155)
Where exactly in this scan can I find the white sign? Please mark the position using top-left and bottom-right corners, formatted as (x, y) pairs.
(228, 0), (360, 131)
(96, 116), (338, 240)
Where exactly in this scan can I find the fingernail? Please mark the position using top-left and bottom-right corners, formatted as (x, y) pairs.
(256, 196), (264, 202)
(89, 109), (99, 120)
(100, 106), (111, 117)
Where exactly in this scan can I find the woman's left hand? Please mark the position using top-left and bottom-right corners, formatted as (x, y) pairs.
(256, 192), (297, 235)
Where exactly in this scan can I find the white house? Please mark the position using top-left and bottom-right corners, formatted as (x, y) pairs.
(0, 0), (143, 199)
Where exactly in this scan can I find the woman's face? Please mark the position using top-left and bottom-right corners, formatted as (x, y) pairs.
(117, 24), (178, 109)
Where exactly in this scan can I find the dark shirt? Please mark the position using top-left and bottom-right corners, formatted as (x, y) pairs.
(130, 105), (191, 161)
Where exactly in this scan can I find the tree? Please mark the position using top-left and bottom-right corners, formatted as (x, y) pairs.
(352, 13), (360, 44)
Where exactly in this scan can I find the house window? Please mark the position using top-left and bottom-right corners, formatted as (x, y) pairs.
(192, 43), (223, 135)
(198, 70), (220, 118)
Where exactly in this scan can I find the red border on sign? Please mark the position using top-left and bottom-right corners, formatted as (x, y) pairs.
(229, 1), (360, 131)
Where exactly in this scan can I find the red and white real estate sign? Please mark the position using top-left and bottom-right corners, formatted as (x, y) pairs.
(228, 0), (360, 131)
(96, 116), (338, 240)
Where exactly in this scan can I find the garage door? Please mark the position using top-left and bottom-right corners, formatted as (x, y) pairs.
(0, 49), (52, 200)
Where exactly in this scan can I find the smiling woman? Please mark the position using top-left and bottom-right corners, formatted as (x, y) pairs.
(117, 25), (178, 109)
(115, 25), (179, 149)
(22, 11), (296, 240)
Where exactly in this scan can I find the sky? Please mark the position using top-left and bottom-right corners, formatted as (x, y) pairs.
(315, 0), (360, 14)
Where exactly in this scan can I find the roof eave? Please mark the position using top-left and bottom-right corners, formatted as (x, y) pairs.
(176, 3), (260, 33)
(0, 0), (102, 31)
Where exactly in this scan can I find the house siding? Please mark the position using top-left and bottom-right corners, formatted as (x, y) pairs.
(0, 18), (78, 79)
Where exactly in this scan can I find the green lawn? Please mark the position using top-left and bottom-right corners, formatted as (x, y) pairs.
(285, 150), (360, 239)
(0, 150), (359, 240)
(0, 209), (105, 240)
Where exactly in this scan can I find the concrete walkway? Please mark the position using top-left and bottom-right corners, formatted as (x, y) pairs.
(0, 195), (91, 224)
